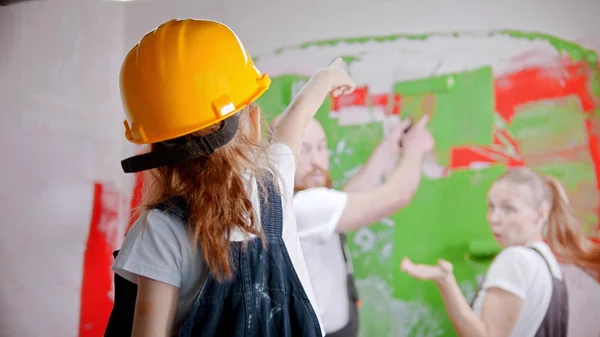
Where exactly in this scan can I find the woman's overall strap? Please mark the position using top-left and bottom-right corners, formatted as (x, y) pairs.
(258, 174), (283, 239)
(528, 246), (559, 278)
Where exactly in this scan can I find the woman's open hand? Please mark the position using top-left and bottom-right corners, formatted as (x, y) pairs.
(401, 257), (453, 284)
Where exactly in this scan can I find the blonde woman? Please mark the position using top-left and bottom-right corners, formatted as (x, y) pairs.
(402, 167), (600, 337)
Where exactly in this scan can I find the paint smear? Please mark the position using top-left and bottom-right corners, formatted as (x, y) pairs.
(79, 183), (120, 337)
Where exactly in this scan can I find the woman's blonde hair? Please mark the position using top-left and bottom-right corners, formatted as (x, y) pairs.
(497, 167), (600, 274)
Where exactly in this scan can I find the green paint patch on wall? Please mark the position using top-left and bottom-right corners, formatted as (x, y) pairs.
(388, 166), (505, 336)
(510, 96), (590, 163)
(255, 30), (600, 337)
(322, 122), (384, 188)
(394, 66), (495, 166)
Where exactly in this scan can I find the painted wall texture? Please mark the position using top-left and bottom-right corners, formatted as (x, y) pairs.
(254, 33), (600, 336)
(0, 2), (128, 337)
(2, 0), (600, 336)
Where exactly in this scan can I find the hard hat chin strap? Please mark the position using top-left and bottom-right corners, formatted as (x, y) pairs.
(121, 113), (241, 173)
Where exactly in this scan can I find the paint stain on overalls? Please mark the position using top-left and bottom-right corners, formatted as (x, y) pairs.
(177, 179), (322, 336)
(471, 246), (568, 337)
(104, 179), (323, 337)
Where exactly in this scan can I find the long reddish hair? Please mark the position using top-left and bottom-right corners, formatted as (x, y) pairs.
(138, 103), (275, 281)
(497, 167), (600, 275)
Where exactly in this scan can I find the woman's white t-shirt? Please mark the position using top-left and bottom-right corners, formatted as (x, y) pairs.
(472, 241), (563, 337)
(112, 144), (324, 335)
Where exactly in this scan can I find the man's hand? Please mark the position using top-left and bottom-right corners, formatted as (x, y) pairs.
(380, 118), (413, 154)
(402, 114), (434, 155)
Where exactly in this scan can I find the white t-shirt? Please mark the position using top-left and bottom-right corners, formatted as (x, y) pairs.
(112, 144), (324, 336)
(294, 187), (350, 333)
(472, 241), (563, 337)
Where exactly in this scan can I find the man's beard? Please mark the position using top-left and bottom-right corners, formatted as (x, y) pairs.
(294, 166), (333, 193)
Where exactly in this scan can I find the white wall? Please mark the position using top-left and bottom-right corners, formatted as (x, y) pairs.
(0, 1), (126, 336)
(124, 0), (600, 56)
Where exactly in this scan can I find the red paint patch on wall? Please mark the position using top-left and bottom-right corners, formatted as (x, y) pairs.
(449, 147), (524, 169)
(331, 86), (403, 114)
(79, 183), (121, 337)
(331, 86), (369, 111)
(450, 62), (599, 176)
(450, 127), (524, 170)
(585, 119), (600, 231)
(371, 92), (401, 114)
(495, 62), (595, 123)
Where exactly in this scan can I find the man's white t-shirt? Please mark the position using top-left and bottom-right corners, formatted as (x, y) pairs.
(472, 241), (563, 337)
(112, 144), (324, 335)
(294, 187), (351, 333)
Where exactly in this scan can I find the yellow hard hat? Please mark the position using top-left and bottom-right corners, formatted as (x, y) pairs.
(120, 19), (271, 145)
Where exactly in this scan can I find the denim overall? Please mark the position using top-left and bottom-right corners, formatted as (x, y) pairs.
(528, 247), (568, 337)
(471, 246), (568, 337)
(104, 179), (323, 337)
(178, 179), (322, 336)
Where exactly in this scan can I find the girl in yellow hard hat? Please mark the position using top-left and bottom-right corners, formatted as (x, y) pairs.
(104, 19), (355, 337)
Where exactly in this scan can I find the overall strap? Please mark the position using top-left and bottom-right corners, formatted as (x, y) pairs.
(339, 233), (361, 308)
(471, 246), (558, 308)
(152, 196), (189, 220)
(258, 175), (283, 239)
(339, 233), (354, 273)
(529, 246), (569, 337)
(528, 246), (560, 279)
(470, 274), (487, 308)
